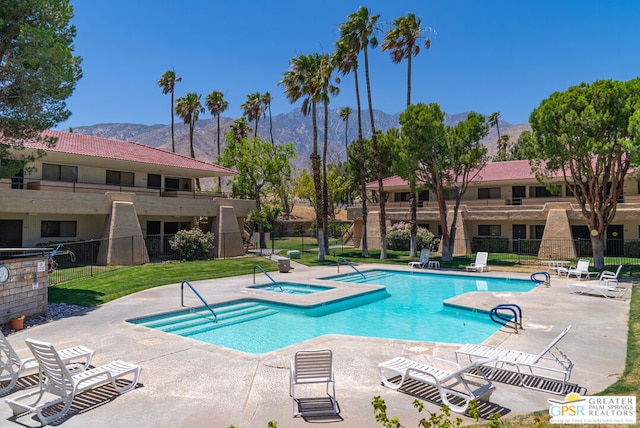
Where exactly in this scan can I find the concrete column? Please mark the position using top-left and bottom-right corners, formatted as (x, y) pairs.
(214, 205), (244, 258)
(538, 208), (576, 259)
(97, 200), (149, 266)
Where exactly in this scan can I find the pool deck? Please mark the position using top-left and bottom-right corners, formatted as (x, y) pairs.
(0, 262), (632, 427)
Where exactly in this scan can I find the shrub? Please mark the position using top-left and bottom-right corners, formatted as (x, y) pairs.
(169, 229), (215, 261)
(386, 222), (440, 252)
(625, 240), (640, 258)
(471, 237), (509, 253)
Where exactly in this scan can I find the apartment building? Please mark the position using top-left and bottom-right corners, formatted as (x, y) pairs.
(0, 130), (255, 263)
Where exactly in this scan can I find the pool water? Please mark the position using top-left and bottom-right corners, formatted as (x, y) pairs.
(247, 282), (332, 294)
(129, 270), (534, 354)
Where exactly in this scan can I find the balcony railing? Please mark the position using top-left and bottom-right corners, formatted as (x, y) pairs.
(0, 178), (229, 199)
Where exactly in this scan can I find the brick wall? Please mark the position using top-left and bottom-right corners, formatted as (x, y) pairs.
(0, 256), (48, 323)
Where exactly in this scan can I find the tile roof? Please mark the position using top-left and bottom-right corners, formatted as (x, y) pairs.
(19, 130), (237, 176)
(368, 160), (563, 188)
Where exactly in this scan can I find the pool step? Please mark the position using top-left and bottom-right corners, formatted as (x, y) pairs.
(136, 301), (279, 336)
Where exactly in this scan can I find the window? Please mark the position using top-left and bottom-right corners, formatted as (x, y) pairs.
(41, 221), (77, 238)
(106, 170), (134, 186)
(478, 187), (501, 199)
(147, 174), (161, 189)
(478, 225), (501, 237)
(530, 225), (545, 239)
(531, 186), (552, 197)
(418, 190), (429, 201)
(394, 192), (410, 202)
(42, 163), (77, 182)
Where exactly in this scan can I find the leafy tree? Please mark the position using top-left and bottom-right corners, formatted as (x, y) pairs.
(338, 6), (388, 258)
(205, 90), (228, 191)
(294, 169), (315, 207)
(175, 92), (204, 188)
(526, 78), (640, 268)
(381, 12), (432, 107)
(158, 70), (182, 152)
(402, 104), (488, 261)
(280, 53), (326, 260)
(335, 31), (369, 257)
(0, 0), (82, 178)
(220, 135), (295, 248)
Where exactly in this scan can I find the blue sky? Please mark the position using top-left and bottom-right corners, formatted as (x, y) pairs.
(58, 0), (640, 129)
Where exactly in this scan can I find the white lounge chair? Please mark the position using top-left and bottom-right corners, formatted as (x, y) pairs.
(6, 339), (141, 425)
(599, 265), (623, 284)
(378, 355), (497, 413)
(455, 325), (574, 394)
(567, 282), (629, 299)
(563, 260), (598, 280)
(290, 349), (338, 417)
(0, 332), (93, 395)
(466, 252), (490, 272)
(408, 249), (431, 269)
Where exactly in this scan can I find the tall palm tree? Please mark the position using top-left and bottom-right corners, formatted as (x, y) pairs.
(339, 6), (388, 259)
(339, 107), (352, 159)
(175, 92), (204, 188)
(228, 117), (251, 143)
(157, 70), (182, 152)
(262, 92), (275, 145)
(242, 92), (265, 137)
(382, 12), (432, 107)
(318, 54), (340, 253)
(335, 33), (368, 257)
(205, 90), (228, 191)
(279, 53), (326, 261)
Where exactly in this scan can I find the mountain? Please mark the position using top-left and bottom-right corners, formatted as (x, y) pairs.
(72, 108), (528, 174)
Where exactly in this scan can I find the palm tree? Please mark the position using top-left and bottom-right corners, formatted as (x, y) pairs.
(242, 92), (265, 137)
(339, 107), (352, 159)
(335, 31), (368, 257)
(205, 90), (228, 191)
(382, 12), (432, 107)
(157, 70), (182, 152)
(279, 53), (326, 261)
(175, 92), (204, 188)
(339, 6), (388, 259)
(262, 92), (275, 145)
(227, 117), (252, 143)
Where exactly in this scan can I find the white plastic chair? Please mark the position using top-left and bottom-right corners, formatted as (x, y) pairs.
(6, 339), (141, 425)
(466, 252), (490, 272)
(599, 265), (623, 284)
(408, 249), (430, 269)
(565, 260), (598, 280)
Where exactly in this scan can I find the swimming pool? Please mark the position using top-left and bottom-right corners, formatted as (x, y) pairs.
(129, 270), (534, 354)
(247, 282), (333, 294)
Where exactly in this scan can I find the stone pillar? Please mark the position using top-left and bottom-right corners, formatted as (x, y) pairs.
(365, 211), (382, 250)
(214, 205), (244, 258)
(538, 208), (576, 260)
(0, 256), (48, 322)
(97, 200), (149, 265)
(449, 209), (470, 256)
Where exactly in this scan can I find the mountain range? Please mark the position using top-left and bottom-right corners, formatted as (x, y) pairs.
(71, 109), (530, 174)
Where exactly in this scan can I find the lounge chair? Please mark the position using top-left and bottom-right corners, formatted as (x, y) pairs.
(0, 332), (93, 395)
(455, 325), (574, 394)
(6, 339), (141, 425)
(599, 265), (623, 284)
(378, 355), (497, 413)
(290, 349), (338, 417)
(567, 282), (629, 299)
(466, 252), (490, 272)
(562, 260), (598, 280)
(408, 249), (431, 269)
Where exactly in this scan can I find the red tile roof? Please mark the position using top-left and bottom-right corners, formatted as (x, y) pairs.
(368, 160), (563, 188)
(19, 130), (237, 176)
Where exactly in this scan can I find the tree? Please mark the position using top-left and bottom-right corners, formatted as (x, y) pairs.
(339, 107), (353, 161)
(158, 70), (182, 153)
(381, 12), (432, 107)
(402, 104), (488, 261)
(527, 78), (640, 268)
(280, 53), (326, 260)
(220, 135), (295, 248)
(227, 117), (252, 144)
(263, 92), (275, 145)
(0, 0), (82, 177)
(241, 92), (266, 138)
(175, 92), (204, 187)
(205, 90), (228, 191)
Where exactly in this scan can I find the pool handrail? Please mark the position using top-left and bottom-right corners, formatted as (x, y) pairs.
(253, 265), (283, 291)
(489, 303), (523, 333)
(336, 257), (366, 279)
(181, 280), (217, 322)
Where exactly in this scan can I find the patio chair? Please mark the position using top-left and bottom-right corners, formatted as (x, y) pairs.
(378, 355), (497, 413)
(599, 265), (623, 284)
(465, 252), (490, 272)
(563, 260), (598, 280)
(6, 339), (141, 425)
(567, 282), (630, 299)
(0, 332), (93, 395)
(455, 325), (573, 394)
(290, 349), (339, 417)
(408, 249), (430, 269)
